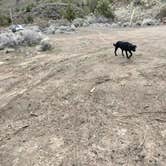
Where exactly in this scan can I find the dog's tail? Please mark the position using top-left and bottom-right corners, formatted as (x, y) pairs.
(113, 43), (116, 47)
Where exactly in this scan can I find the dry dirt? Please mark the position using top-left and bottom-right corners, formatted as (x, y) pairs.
(0, 26), (166, 166)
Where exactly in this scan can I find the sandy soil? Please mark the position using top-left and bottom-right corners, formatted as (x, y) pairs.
(0, 26), (166, 166)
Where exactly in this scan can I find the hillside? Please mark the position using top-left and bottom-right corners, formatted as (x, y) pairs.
(0, 0), (166, 166)
(0, 0), (165, 26)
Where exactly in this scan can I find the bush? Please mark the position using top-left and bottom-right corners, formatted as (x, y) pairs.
(19, 29), (43, 46)
(25, 3), (35, 12)
(15, 8), (20, 12)
(63, 3), (76, 21)
(95, 0), (114, 18)
(27, 15), (34, 23)
(133, 0), (144, 6)
(87, 0), (98, 13)
(0, 14), (12, 26)
(24, 15), (34, 24)
(0, 33), (17, 49)
(0, 29), (43, 49)
(156, 5), (166, 19)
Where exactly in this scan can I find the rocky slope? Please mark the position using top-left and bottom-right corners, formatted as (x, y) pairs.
(0, 0), (165, 26)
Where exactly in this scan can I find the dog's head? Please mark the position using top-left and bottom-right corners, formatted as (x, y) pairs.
(131, 45), (137, 52)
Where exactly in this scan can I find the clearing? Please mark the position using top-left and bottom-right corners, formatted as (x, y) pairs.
(0, 26), (166, 166)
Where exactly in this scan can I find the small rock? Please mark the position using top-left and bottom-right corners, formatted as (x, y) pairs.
(55, 26), (75, 34)
(30, 112), (38, 117)
(111, 23), (119, 28)
(45, 24), (56, 34)
(71, 24), (76, 30)
(4, 48), (15, 54)
(144, 105), (150, 109)
(142, 18), (159, 26)
(133, 21), (142, 27)
(85, 14), (97, 24)
(72, 18), (86, 27)
(96, 16), (109, 23)
(122, 22), (130, 27)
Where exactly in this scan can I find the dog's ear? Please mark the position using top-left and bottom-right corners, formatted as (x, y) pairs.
(113, 43), (116, 47)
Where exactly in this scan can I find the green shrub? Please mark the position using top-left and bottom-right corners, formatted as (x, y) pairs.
(24, 15), (34, 24)
(25, 3), (35, 13)
(95, 0), (114, 18)
(133, 0), (144, 6)
(27, 15), (34, 23)
(63, 3), (76, 21)
(87, 0), (98, 13)
(0, 14), (11, 26)
(26, 6), (31, 12)
(15, 8), (20, 12)
(82, 6), (91, 15)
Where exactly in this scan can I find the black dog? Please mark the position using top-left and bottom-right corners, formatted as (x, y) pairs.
(113, 41), (137, 59)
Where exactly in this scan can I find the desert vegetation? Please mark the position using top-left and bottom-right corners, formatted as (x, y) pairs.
(0, 0), (166, 166)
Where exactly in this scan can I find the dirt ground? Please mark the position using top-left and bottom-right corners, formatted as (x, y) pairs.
(0, 26), (166, 166)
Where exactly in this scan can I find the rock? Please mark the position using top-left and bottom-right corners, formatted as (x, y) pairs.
(37, 38), (52, 52)
(133, 21), (142, 27)
(48, 19), (71, 27)
(122, 22), (130, 27)
(85, 15), (97, 24)
(4, 48), (15, 54)
(82, 21), (90, 27)
(111, 23), (119, 28)
(71, 24), (76, 30)
(55, 25), (75, 34)
(142, 18), (159, 26)
(96, 16), (110, 23)
(72, 18), (86, 27)
(45, 24), (56, 34)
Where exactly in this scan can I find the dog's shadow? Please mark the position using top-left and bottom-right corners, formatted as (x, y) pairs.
(120, 59), (134, 66)
(118, 54), (143, 66)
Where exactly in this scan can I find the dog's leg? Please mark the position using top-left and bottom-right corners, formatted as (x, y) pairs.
(114, 47), (118, 56)
(122, 49), (125, 56)
(125, 50), (129, 59)
(128, 51), (133, 59)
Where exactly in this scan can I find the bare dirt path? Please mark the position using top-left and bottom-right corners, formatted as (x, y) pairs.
(0, 26), (166, 166)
